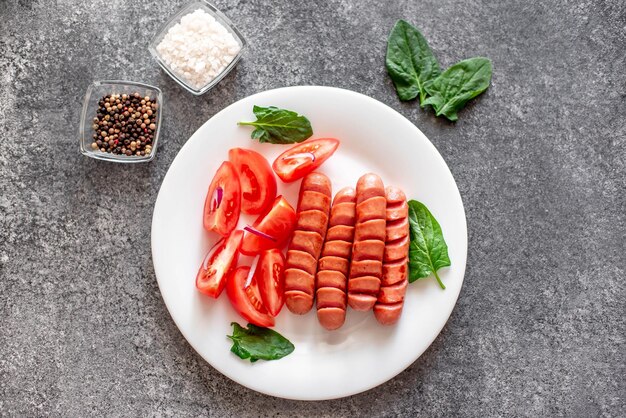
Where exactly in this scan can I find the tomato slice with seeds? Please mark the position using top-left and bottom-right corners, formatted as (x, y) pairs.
(272, 138), (340, 182)
(240, 196), (296, 255)
(195, 230), (243, 298)
(228, 148), (277, 215)
(203, 161), (241, 236)
(226, 265), (275, 327)
(255, 249), (285, 317)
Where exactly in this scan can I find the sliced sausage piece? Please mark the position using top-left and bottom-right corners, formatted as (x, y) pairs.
(348, 174), (386, 311)
(348, 276), (382, 294)
(386, 200), (408, 222)
(348, 293), (378, 311)
(356, 173), (385, 203)
(349, 260), (382, 277)
(377, 280), (408, 304)
(284, 268), (315, 294)
(300, 172), (332, 197)
(286, 250), (317, 276)
(298, 190), (331, 213)
(330, 202), (357, 225)
(289, 230), (324, 255)
(353, 219), (386, 242)
(326, 225), (354, 242)
(375, 186), (410, 325)
(297, 210), (329, 236)
(385, 187), (406, 204)
(382, 259), (408, 286)
(317, 307), (346, 331)
(373, 302), (404, 325)
(352, 240), (385, 261)
(322, 240), (352, 258)
(384, 235), (410, 263)
(316, 270), (347, 291)
(316, 287), (346, 309)
(318, 256), (350, 275)
(316, 187), (356, 330)
(285, 173), (332, 314)
(356, 196), (387, 222)
(285, 290), (314, 314)
(386, 217), (409, 242)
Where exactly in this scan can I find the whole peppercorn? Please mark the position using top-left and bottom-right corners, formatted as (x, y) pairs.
(91, 92), (157, 156)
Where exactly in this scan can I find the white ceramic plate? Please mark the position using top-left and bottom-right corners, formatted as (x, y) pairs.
(151, 86), (467, 400)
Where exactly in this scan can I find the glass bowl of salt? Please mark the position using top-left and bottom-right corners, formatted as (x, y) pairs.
(149, 1), (247, 95)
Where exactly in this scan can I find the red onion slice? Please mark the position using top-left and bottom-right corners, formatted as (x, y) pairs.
(245, 255), (260, 288)
(282, 152), (315, 162)
(211, 186), (224, 211)
(244, 225), (277, 242)
(201, 238), (224, 269)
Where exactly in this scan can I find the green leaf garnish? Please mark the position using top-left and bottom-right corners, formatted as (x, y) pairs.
(238, 105), (313, 144)
(227, 322), (295, 362)
(423, 57), (492, 121)
(407, 200), (451, 289)
(385, 20), (441, 105)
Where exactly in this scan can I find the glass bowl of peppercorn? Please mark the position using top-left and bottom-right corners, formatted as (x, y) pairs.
(79, 80), (163, 163)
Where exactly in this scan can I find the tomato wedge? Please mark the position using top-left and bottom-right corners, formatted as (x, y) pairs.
(226, 265), (275, 327)
(228, 148), (277, 215)
(272, 138), (340, 182)
(195, 230), (243, 298)
(203, 161), (241, 236)
(240, 196), (296, 255)
(255, 249), (285, 317)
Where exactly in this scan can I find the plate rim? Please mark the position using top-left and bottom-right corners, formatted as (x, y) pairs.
(151, 85), (468, 400)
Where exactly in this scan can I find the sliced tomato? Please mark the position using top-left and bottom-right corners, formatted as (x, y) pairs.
(203, 161), (241, 236)
(272, 138), (340, 182)
(226, 265), (275, 327)
(228, 148), (277, 215)
(255, 249), (285, 317)
(240, 196), (296, 255)
(195, 230), (243, 298)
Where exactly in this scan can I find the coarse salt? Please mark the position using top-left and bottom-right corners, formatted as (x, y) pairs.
(156, 9), (241, 90)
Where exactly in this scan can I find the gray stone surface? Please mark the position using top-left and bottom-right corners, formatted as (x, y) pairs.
(1, 0), (624, 415)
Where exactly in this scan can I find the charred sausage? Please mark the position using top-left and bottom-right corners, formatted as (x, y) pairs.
(348, 174), (386, 311)
(285, 173), (332, 314)
(316, 187), (356, 330)
(374, 186), (409, 325)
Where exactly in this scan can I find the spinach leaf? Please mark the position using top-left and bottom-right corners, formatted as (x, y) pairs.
(422, 57), (492, 121)
(238, 105), (313, 144)
(386, 20), (441, 105)
(227, 322), (295, 362)
(407, 200), (451, 289)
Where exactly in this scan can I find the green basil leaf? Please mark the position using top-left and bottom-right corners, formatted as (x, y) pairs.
(238, 105), (313, 144)
(227, 322), (295, 362)
(423, 57), (492, 121)
(407, 200), (451, 289)
(386, 20), (441, 104)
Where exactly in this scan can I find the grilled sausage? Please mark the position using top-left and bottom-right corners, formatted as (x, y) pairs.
(316, 187), (356, 330)
(348, 174), (386, 311)
(374, 186), (409, 325)
(285, 173), (332, 314)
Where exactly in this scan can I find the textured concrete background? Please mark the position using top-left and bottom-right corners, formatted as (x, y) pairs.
(1, 0), (624, 416)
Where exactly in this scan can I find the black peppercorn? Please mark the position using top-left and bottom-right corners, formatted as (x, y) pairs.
(91, 92), (158, 156)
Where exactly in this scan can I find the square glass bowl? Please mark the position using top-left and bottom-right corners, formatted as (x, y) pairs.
(148, 0), (247, 96)
(79, 80), (163, 163)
